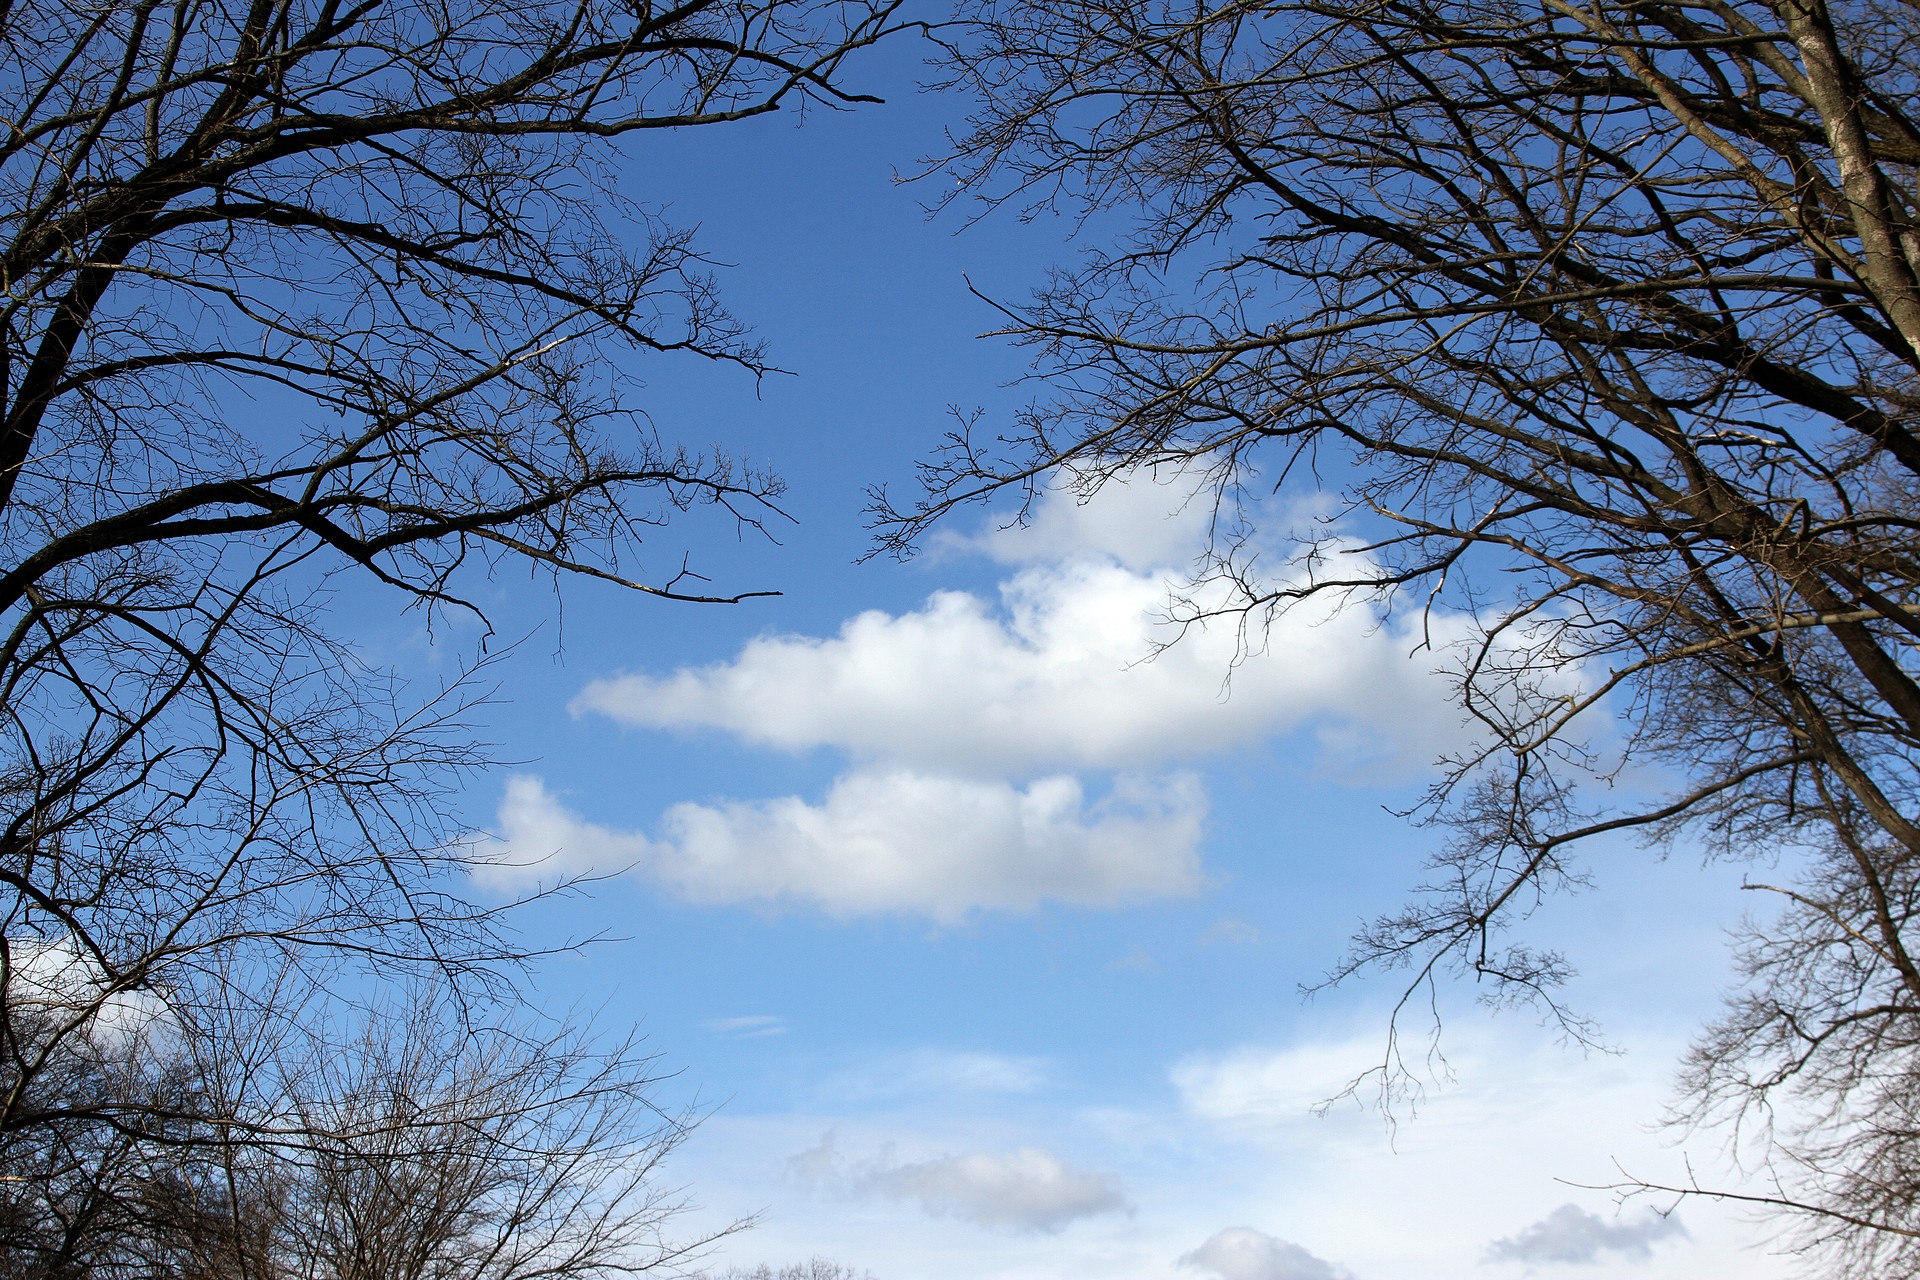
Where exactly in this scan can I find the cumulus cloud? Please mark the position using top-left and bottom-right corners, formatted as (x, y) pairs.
(1484, 1204), (1687, 1267)
(573, 559), (1465, 780)
(958, 469), (1219, 570)
(524, 473), (1483, 921)
(466, 774), (648, 891)
(1181, 1227), (1355, 1280)
(653, 767), (1203, 918)
(471, 770), (1204, 920)
(6, 939), (175, 1050)
(863, 1148), (1131, 1233)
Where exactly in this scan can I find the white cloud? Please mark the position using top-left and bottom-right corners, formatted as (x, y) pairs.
(575, 560), (1464, 779)
(688, 1021), (1772, 1280)
(861, 1147), (1132, 1233)
(545, 470), (1485, 927)
(466, 774), (646, 891)
(957, 469), (1219, 571)
(654, 768), (1204, 920)
(1485, 1204), (1687, 1267)
(788, 1131), (1132, 1234)
(1181, 1228), (1355, 1280)
(5, 938), (174, 1050)
(472, 769), (1204, 920)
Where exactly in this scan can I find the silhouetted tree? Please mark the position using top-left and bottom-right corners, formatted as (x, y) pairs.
(883, 0), (1920, 1268)
(0, 0), (903, 1271)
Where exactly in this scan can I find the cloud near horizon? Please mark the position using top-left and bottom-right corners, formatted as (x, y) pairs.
(1484, 1204), (1687, 1267)
(791, 1132), (1131, 1234)
(1180, 1227), (1355, 1280)
(865, 1148), (1131, 1233)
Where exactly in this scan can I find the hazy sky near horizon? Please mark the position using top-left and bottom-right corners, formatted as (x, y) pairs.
(415, 29), (1800, 1280)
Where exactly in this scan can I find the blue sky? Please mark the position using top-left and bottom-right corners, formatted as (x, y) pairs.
(398, 31), (1803, 1280)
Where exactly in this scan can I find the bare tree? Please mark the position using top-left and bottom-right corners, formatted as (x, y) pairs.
(0, 0), (905, 1271)
(0, 980), (704, 1280)
(878, 0), (1920, 1268)
(716, 1259), (877, 1280)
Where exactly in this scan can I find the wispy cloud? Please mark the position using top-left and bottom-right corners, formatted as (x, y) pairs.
(704, 1015), (788, 1039)
(824, 1049), (1052, 1102)
(1200, 918), (1261, 947)
(1171, 1041), (1380, 1126)
(1106, 945), (1158, 973)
